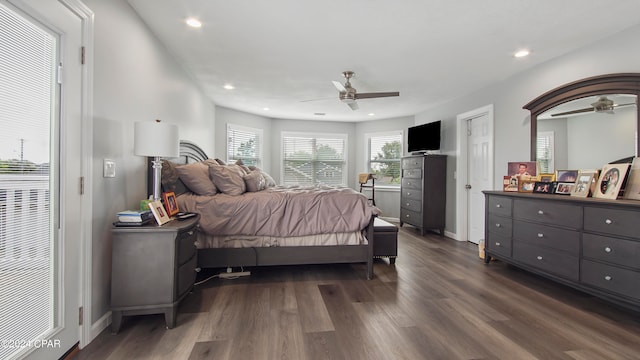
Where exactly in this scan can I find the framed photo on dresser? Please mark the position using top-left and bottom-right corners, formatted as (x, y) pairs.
(623, 158), (640, 200)
(594, 163), (630, 199)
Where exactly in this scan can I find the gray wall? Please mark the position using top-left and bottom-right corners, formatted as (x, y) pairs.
(414, 22), (640, 239)
(86, 0), (215, 323)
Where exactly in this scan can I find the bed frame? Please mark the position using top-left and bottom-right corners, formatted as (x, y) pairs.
(148, 140), (375, 279)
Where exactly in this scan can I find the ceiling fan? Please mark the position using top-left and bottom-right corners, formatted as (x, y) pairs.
(550, 95), (636, 117)
(303, 71), (399, 111)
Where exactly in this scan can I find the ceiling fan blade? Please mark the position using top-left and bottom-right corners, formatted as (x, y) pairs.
(347, 102), (359, 111)
(613, 102), (637, 108)
(550, 107), (594, 117)
(332, 81), (346, 93)
(300, 97), (334, 103)
(355, 91), (400, 100)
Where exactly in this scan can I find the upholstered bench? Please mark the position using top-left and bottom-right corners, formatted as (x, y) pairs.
(373, 217), (398, 264)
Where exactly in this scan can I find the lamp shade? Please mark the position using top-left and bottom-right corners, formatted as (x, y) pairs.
(134, 120), (180, 158)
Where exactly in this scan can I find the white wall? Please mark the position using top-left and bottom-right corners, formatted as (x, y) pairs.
(85, 0), (215, 324)
(414, 23), (640, 239)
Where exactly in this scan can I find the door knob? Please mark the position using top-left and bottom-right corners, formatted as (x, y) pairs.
(465, 184), (472, 189)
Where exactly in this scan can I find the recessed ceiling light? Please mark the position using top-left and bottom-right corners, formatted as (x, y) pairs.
(185, 18), (202, 28)
(368, 113), (375, 116)
(263, 107), (270, 111)
(514, 50), (530, 58)
(314, 113), (326, 116)
(223, 84), (234, 90)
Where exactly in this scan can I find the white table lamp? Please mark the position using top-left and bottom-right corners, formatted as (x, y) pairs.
(134, 119), (179, 201)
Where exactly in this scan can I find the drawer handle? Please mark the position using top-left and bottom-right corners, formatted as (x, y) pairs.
(537, 210), (544, 215)
(604, 275), (612, 281)
(406, 203), (410, 206)
(406, 214), (410, 218)
(496, 204), (502, 208)
(537, 233), (544, 238)
(495, 242), (501, 246)
(605, 219), (613, 225)
(495, 223), (501, 228)
(604, 247), (612, 253)
(407, 192), (411, 196)
(536, 255), (543, 260)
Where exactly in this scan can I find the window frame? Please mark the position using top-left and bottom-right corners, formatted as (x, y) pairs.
(281, 131), (348, 186)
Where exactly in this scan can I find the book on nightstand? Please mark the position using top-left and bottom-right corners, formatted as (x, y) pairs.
(117, 210), (153, 223)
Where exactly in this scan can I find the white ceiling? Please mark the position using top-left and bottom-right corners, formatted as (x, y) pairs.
(127, 0), (640, 122)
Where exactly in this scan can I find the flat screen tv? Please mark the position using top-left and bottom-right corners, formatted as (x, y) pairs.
(408, 121), (441, 153)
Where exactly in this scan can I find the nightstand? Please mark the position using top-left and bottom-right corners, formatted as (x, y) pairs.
(110, 215), (200, 333)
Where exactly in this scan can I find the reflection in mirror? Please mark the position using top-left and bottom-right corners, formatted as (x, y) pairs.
(536, 94), (637, 173)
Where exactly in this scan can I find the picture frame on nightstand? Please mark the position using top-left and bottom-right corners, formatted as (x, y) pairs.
(162, 191), (179, 217)
(149, 200), (171, 225)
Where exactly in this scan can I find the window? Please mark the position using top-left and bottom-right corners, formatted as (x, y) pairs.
(537, 131), (555, 173)
(282, 132), (347, 186)
(366, 131), (402, 186)
(0, 4), (56, 359)
(226, 124), (262, 166)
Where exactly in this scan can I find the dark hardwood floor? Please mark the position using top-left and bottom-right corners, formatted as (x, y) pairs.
(75, 225), (640, 359)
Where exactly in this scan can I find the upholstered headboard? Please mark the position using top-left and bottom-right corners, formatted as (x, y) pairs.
(146, 140), (210, 196)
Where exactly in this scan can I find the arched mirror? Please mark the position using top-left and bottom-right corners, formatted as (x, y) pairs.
(524, 73), (640, 172)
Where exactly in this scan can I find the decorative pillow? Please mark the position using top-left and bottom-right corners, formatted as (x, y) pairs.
(243, 170), (266, 192)
(161, 160), (189, 196)
(208, 164), (246, 195)
(249, 166), (276, 187)
(175, 161), (218, 196)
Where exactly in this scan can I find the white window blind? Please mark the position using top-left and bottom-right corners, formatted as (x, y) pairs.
(227, 124), (262, 166)
(367, 131), (402, 186)
(537, 131), (555, 173)
(0, 4), (55, 359)
(282, 133), (347, 186)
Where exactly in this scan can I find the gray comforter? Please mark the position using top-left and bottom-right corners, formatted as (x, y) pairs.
(176, 185), (379, 237)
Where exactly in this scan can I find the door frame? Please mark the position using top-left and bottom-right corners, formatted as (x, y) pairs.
(59, 0), (94, 348)
(455, 104), (494, 242)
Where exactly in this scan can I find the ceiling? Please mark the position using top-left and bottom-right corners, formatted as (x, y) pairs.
(127, 0), (640, 122)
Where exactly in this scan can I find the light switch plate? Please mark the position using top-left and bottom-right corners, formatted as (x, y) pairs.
(103, 159), (116, 178)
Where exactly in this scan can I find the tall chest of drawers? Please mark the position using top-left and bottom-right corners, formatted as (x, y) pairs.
(399, 155), (447, 235)
(483, 191), (640, 311)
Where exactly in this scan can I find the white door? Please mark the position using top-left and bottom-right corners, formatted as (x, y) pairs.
(0, 1), (83, 359)
(466, 112), (493, 244)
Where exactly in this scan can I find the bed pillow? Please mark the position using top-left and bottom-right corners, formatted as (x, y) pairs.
(161, 160), (189, 196)
(243, 170), (267, 192)
(175, 161), (218, 196)
(235, 159), (251, 174)
(208, 164), (246, 195)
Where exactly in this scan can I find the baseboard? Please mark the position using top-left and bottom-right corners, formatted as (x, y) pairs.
(445, 230), (461, 241)
(84, 311), (111, 348)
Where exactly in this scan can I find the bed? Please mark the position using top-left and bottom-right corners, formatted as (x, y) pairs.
(149, 141), (379, 279)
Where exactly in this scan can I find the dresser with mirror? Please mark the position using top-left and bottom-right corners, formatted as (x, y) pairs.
(484, 73), (640, 311)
